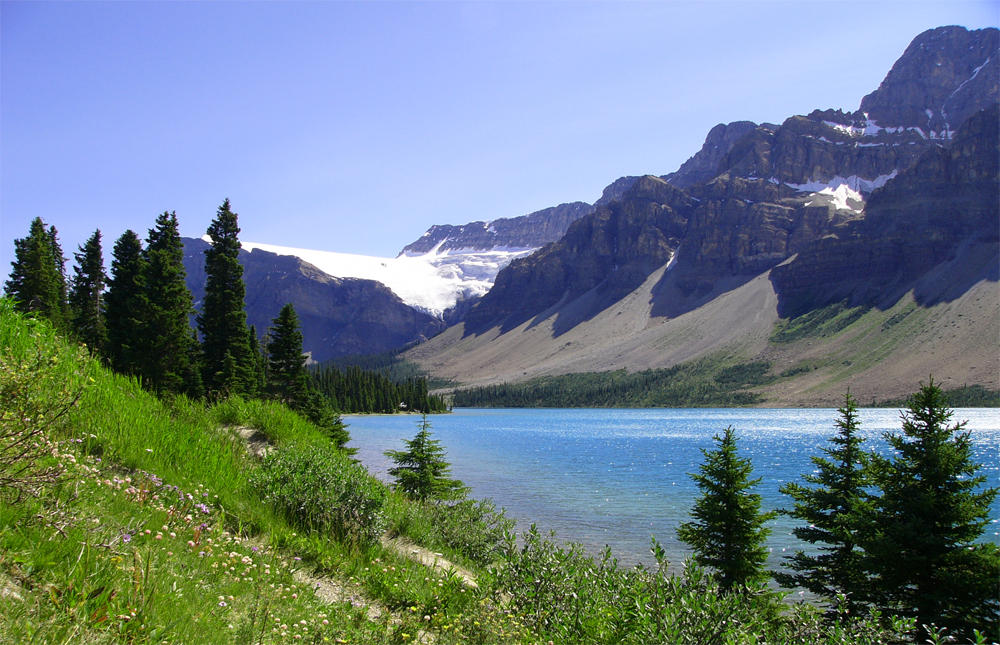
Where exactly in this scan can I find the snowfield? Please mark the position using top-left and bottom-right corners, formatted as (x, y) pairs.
(240, 239), (535, 318)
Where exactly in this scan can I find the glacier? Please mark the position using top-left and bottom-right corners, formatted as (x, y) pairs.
(240, 239), (535, 318)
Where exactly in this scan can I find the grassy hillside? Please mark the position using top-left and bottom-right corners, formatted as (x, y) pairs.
(0, 300), (921, 643)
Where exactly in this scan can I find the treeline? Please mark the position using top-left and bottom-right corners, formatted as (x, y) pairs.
(452, 359), (772, 408)
(312, 365), (448, 414)
(3, 204), (439, 453)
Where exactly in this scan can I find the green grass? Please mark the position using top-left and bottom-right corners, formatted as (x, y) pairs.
(771, 302), (872, 343)
(0, 299), (926, 643)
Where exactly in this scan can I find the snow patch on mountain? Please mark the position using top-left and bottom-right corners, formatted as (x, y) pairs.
(785, 172), (899, 212)
(240, 240), (534, 318)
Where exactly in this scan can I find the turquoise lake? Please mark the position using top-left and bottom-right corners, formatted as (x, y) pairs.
(345, 407), (1000, 569)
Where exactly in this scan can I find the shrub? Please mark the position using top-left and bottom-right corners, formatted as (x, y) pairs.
(0, 302), (87, 502)
(427, 498), (515, 566)
(250, 443), (386, 544)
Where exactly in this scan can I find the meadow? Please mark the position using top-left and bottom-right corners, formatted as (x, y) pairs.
(0, 299), (949, 643)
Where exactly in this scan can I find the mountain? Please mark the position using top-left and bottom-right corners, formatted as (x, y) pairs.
(406, 26), (999, 404)
(179, 199), (595, 357)
(181, 238), (443, 362)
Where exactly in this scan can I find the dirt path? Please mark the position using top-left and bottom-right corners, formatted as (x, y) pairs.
(380, 536), (478, 589)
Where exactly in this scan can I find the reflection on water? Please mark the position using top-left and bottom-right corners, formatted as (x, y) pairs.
(346, 407), (1000, 568)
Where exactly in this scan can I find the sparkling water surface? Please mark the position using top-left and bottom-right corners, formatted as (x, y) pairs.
(346, 408), (1000, 569)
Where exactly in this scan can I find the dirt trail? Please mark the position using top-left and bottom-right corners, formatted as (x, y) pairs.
(381, 535), (478, 588)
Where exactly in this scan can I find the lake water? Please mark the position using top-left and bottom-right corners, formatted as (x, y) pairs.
(346, 407), (1000, 569)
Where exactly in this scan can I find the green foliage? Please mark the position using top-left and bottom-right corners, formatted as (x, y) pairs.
(0, 300), (86, 502)
(139, 211), (202, 397)
(199, 199), (255, 398)
(250, 442), (386, 544)
(867, 379), (1000, 638)
(771, 301), (871, 343)
(104, 229), (148, 376)
(68, 229), (108, 354)
(312, 363), (449, 413)
(385, 416), (467, 501)
(677, 426), (776, 592)
(486, 527), (911, 644)
(776, 393), (872, 615)
(452, 358), (773, 408)
(876, 383), (1000, 407)
(266, 303), (311, 408)
(4, 217), (68, 329)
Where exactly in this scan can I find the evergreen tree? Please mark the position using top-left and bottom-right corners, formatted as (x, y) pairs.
(248, 325), (267, 395)
(5, 217), (66, 327)
(265, 303), (351, 451)
(199, 199), (254, 398)
(266, 303), (311, 408)
(140, 211), (201, 397)
(47, 225), (71, 325)
(104, 230), (147, 375)
(677, 426), (776, 592)
(68, 229), (107, 354)
(868, 380), (999, 638)
(384, 416), (466, 501)
(775, 393), (872, 615)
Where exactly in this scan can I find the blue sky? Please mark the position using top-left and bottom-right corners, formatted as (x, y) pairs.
(2, 1), (997, 279)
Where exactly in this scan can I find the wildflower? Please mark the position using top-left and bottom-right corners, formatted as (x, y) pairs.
(218, 601), (227, 607)
(122, 533), (132, 544)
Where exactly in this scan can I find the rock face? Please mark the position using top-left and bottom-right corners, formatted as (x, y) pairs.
(459, 26), (998, 335)
(770, 105), (999, 317)
(859, 26), (999, 131)
(463, 176), (694, 334)
(182, 238), (444, 362)
(663, 121), (759, 189)
(400, 202), (594, 255)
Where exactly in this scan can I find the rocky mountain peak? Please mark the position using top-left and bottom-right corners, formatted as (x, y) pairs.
(859, 25), (998, 131)
(400, 201), (594, 255)
(663, 121), (759, 189)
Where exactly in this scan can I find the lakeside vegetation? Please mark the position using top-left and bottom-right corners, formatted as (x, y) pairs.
(451, 356), (1000, 409)
(3, 300), (998, 642)
(452, 357), (773, 408)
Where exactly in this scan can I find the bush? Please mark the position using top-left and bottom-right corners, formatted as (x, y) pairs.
(0, 302), (88, 502)
(250, 443), (386, 544)
(427, 498), (514, 566)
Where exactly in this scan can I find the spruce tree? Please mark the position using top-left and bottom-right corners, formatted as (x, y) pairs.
(5, 217), (66, 327)
(868, 380), (999, 638)
(47, 225), (71, 326)
(384, 416), (466, 501)
(677, 426), (776, 592)
(140, 211), (201, 397)
(775, 393), (872, 615)
(266, 303), (351, 451)
(104, 230), (147, 375)
(266, 303), (312, 409)
(68, 229), (107, 354)
(199, 199), (254, 398)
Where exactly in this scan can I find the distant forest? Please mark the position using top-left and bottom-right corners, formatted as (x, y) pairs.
(452, 359), (1000, 408)
(311, 363), (448, 414)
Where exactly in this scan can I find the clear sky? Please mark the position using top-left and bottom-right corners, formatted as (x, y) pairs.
(2, 0), (997, 280)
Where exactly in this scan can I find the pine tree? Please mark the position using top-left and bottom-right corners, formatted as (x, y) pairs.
(248, 326), (267, 395)
(47, 225), (71, 326)
(199, 199), (254, 398)
(677, 426), (776, 592)
(384, 416), (466, 501)
(68, 229), (107, 354)
(104, 230), (147, 375)
(140, 211), (201, 397)
(868, 380), (999, 638)
(775, 393), (872, 615)
(5, 217), (67, 327)
(266, 303), (312, 408)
